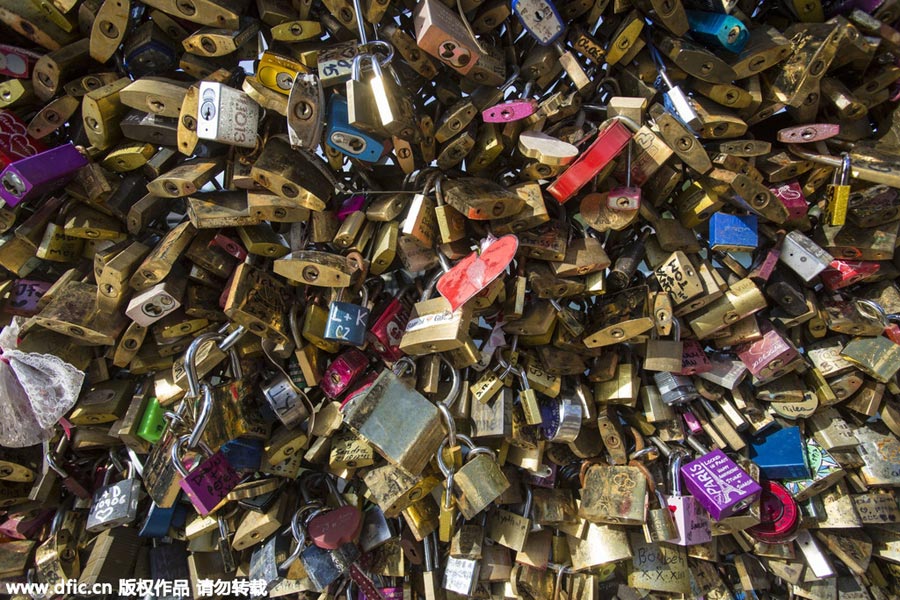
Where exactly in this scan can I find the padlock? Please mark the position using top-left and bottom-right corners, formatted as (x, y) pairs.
(487, 486), (532, 551)
(439, 435), (510, 520)
(342, 369), (444, 476)
(0, 143), (87, 207)
(644, 319), (684, 372)
(324, 286), (371, 347)
(86, 457), (141, 532)
(664, 450), (711, 546)
(171, 436), (241, 515)
(679, 443), (762, 521)
(579, 463), (648, 525)
(321, 348), (370, 399)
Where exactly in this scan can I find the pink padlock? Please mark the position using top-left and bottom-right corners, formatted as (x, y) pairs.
(209, 232), (247, 261)
(482, 99), (537, 123)
(172, 436), (240, 516)
(735, 321), (800, 381)
(0, 508), (53, 539)
(768, 181), (808, 223)
(321, 348), (370, 399)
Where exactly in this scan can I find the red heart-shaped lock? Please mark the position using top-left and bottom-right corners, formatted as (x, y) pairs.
(436, 235), (518, 311)
(307, 505), (364, 550)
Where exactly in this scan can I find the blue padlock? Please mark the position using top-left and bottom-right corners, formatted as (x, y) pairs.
(326, 95), (386, 163)
(139, 502), (185, 537)
(220, 437), (264, 473)
(324, 287), (370, 346)
(709, 212), (758, 253)
(686, 10), (749, 53)
(749, 426), (811, 480)
(511, 0), (565, 46)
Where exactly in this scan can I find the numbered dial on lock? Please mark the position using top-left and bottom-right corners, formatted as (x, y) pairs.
(307, 506), (364, 550)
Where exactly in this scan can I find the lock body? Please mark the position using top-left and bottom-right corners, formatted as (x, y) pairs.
(0, 143), (87, 207)
(680, 449), (762, 520)
(197, 82), (259, 148)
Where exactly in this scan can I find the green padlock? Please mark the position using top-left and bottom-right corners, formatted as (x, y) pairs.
(137, 397), (167, 444)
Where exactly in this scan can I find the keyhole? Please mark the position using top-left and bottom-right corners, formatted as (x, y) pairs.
(200, 36), (217, 53)
(176, 0), (196, 15)
(293, 101), (312, 120)
(100, 20), (118, 38)
(533, 10), (544, 20)
(290, 23), (303, 35)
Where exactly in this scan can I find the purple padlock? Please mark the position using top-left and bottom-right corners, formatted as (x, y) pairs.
(0, 143), (87, 207)
(679, 448), (762, 521)
(482, 99), (537, 123)
(338, 194), (367, 220)
(172, 436), (240, 516)
(359, 587), (403, 600)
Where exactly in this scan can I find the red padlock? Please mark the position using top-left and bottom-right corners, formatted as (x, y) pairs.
(745, 481), (800, 543)
(308, 505), (365, 550)
(547, 119), (632, 204)
(820, 259), (880, 291)
(366, 294), (412, 363)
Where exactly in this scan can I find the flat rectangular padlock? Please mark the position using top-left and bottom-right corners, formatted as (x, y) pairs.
(413, 0), (484, 76)
(680, 448), (762, 521)
(341, 369), (444, 476)
(708, 212), (757, 253)
(0, 143), (87, 207)
(547, 119), (633, 203)
(326, 95), (386, 163)
(196, 82), (259, 148)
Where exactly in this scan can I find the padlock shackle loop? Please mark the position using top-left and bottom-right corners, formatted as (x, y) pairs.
(437, 403), (458, 449)
(351, 0), (368, 45)
(184, 332), (226, 398)
(45, 454), (68, 477)
(437, 354), (461, 408)
(170, 434), (213, 478)
(187, 383), (214, 450)
(436, 433), (475, 477)
(788, 144), (900, 187)
(668, 449), (689, 494)
(604, 114), (641, 135)
(392, 356), (416, 378)
(854, 299), (891, 328)
(218, 324), (247, 353)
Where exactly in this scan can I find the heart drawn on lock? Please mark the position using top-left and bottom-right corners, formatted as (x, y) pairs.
(307, 505), (364, 550)
(437, 235), (518, 311)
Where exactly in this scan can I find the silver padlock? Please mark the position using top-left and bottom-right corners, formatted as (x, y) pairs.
(86, 456), (141, 532)
(779, 230), (833, 282)
(197, 82), (260, 148)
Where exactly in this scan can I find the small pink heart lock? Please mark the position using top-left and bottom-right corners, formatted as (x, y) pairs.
(482, 99), (537, 123)
(437, 235), (518, 311)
